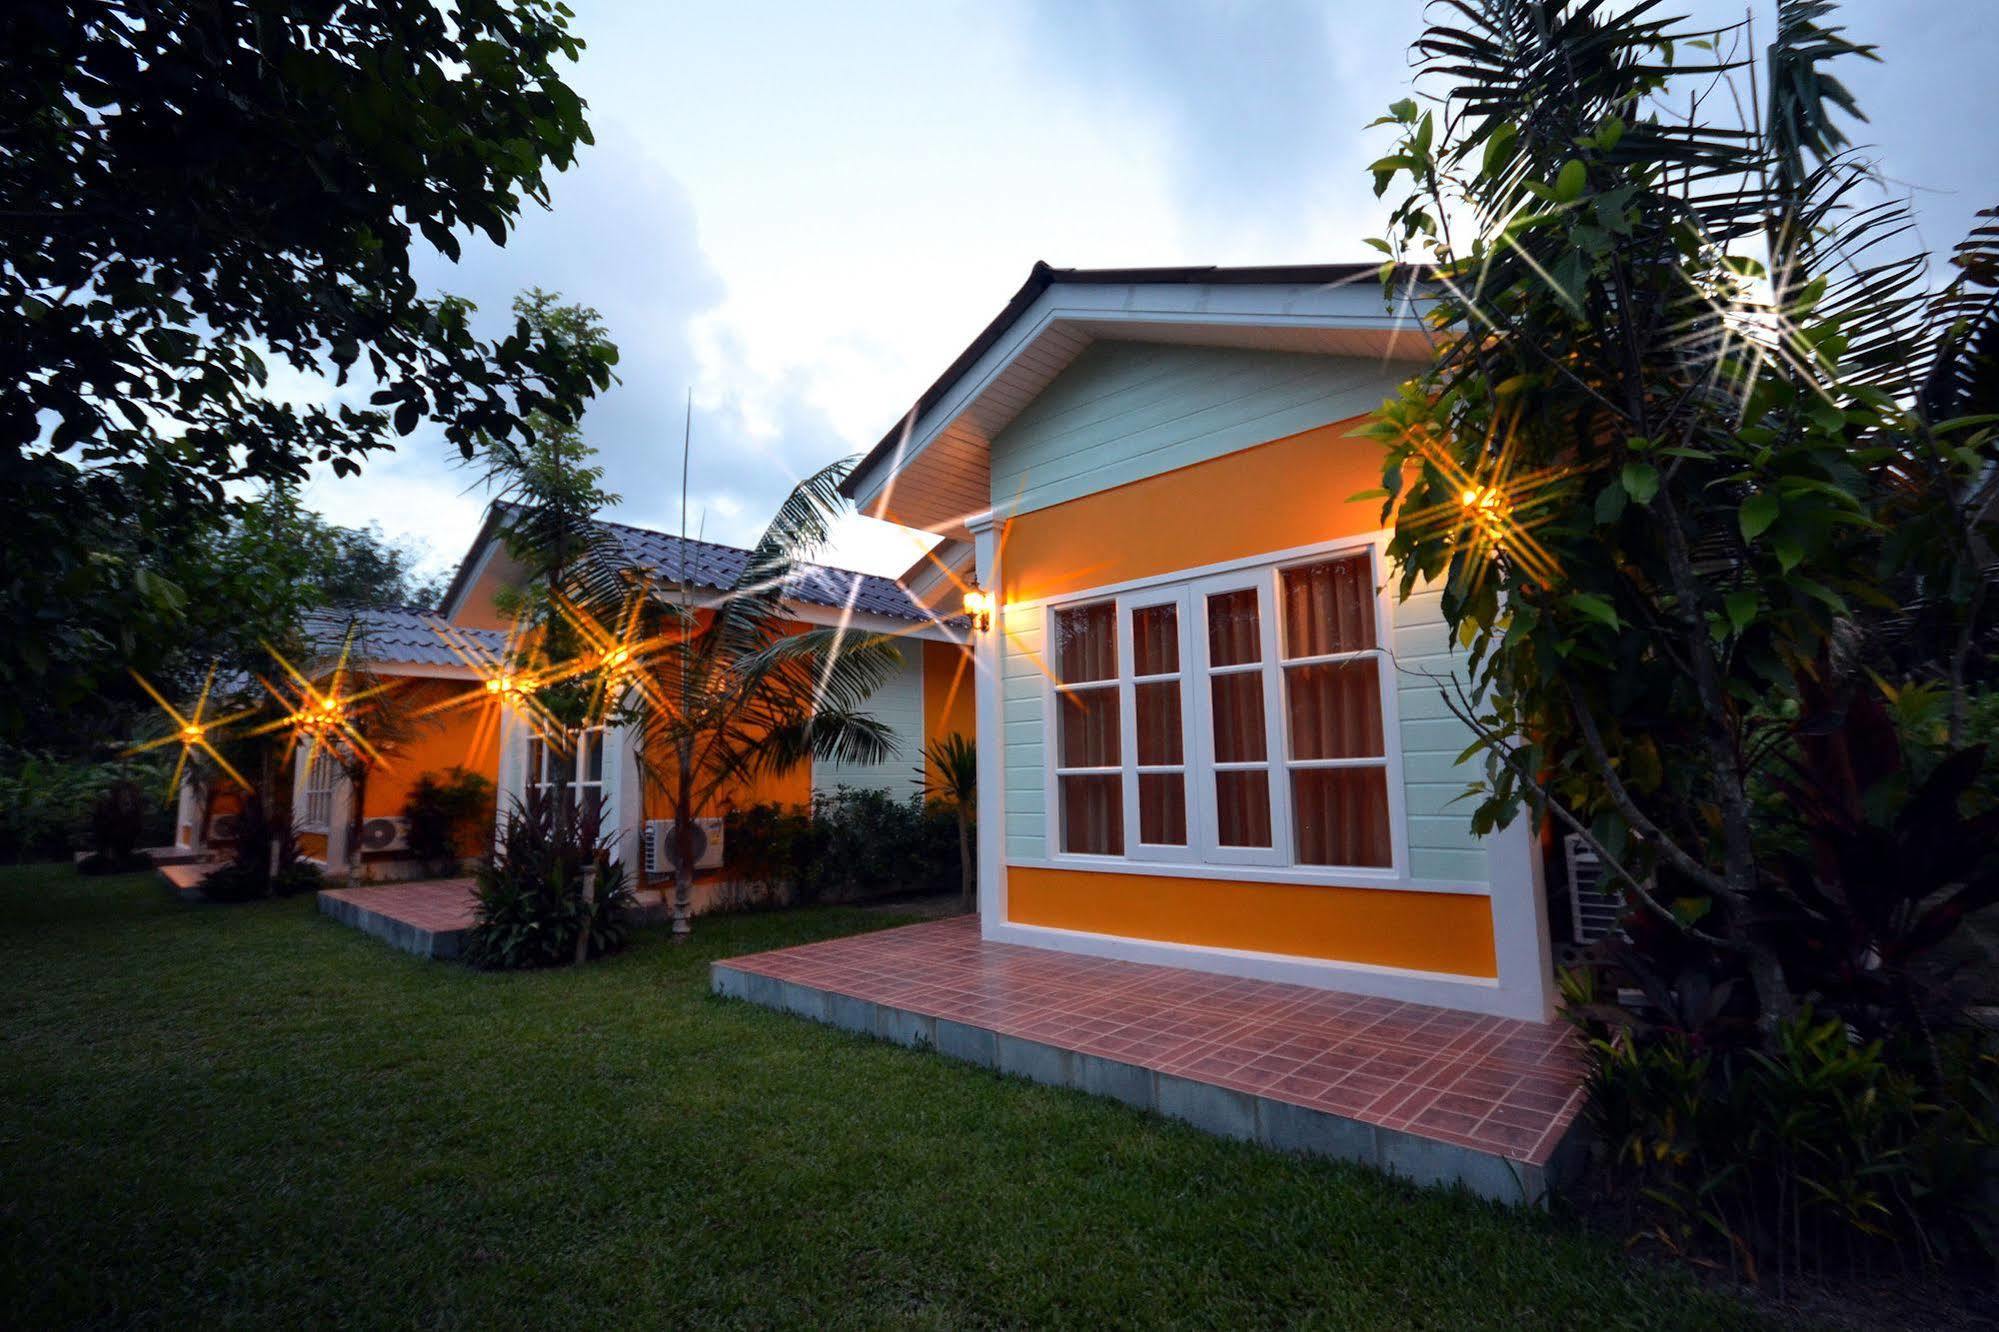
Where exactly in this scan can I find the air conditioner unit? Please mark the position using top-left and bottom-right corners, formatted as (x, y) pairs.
(207, 812), (242, 842)
(357, 816), (411, 854)
(1563, 833), (1623, 945)
(644, 818), (723, 873)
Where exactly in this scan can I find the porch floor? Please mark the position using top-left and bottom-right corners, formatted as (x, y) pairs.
(713, 917), (1587, 1205)
(318, 878), (666, 959)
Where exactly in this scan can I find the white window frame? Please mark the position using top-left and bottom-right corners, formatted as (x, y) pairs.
(1049, 603), (1124, 860)
(526, 725), (607, 813)
(299, 746), (339, 832)
(1041, 534), (1409, 883)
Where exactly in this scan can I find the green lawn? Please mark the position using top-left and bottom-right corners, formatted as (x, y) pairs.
(0, 865), (1761, 1329)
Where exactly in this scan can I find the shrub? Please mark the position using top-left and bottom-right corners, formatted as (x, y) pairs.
(0, 747), (173, 863)
(722, 789), (960, 908)
(77, 778), (152, 874)
(197, 789), (322, 901)
(402, 767), (494, 872)
(1569, 979), (1998, 1285)
(465, 788), (633, 969)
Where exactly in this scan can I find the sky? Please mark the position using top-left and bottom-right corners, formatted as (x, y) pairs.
(295, 0), (1999, 585)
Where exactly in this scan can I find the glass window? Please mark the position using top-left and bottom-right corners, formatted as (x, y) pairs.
(300, 748), (338, 830)
(1053, 605), (1121, 855)
(1046, 546), (1398, 875)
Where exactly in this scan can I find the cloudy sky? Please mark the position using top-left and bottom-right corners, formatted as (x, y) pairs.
(297, 0), (1999, 583)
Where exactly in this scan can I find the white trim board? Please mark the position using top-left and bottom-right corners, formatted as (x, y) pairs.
(982, 920), (1557, 1021)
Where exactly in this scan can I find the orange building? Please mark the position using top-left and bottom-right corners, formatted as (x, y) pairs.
(244, 517), (974, 890)
(841, 262), (1557, 1021)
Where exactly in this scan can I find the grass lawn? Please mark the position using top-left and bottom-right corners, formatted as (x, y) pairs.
(0, 864), (1764, 1329)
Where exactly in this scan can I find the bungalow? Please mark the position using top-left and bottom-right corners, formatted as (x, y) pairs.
(229, 516), (975, 901)
(841, 261), (1557, 1022)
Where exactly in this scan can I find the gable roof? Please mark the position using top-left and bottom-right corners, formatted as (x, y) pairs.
(841, 259), (1432, 535)
(437, 508), (945, 628)
(303, 606), (506, 673)
(598, 518), (938, 623)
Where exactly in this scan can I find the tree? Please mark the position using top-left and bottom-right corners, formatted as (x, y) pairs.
(921, 732), (978, 914)
(1, 1), (615, 730)
(302, 520), (451, 612)
(1363, 0), (1998, 1035)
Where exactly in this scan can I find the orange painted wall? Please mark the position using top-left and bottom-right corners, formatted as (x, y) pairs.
(359, 678), (500, 820)
(996, 414), (1495, 972)
(922, 639), (976, 745)
(999, 416), (1387, 605)
(1008, 868), (1497, 978)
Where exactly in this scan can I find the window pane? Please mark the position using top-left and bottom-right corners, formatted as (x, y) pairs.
(1138, 772), (1187, 846)
(1132, 603), (1179, 676)
(549, 743), (575, 787)
(1292, 768), (1393, 867)
(584, 731), (605, 782)
(1209, 673), (1267, 763)
(1215, 770), (1272, 847)
(1282, 554), (1376, 657)
(526, 737), (545, 786)
(1135, 681), (1183, 764)
(1060, 775), (1124, 855)
(1285, 661), (1385, 759)
(1058, 687), (1120, 767)
(1055, 603), (1117, 683)
(1206, 589), (1262, 666)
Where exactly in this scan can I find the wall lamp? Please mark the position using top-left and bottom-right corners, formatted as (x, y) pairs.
(961, 585), (994, 633)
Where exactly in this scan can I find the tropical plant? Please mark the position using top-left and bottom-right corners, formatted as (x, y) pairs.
(2, 2), (613, 735)
(402, 768), (495, 875)
(77, 778), (150, 874)
(723, 792), (960, 908)
(198, 788), (320, 901)
(1363, 0), (1999, 1037)
(921, 733), (978, 912)
(0, 747), (172, 863)
(465, 786), (632, 969)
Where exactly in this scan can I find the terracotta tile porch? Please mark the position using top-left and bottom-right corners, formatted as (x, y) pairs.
(318, 878), (666, 959)
(713, 917), (1588, 1205)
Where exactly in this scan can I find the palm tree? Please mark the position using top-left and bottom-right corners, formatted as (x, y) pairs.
(920, 733), (977, 914)
(574, 458), (902, 940)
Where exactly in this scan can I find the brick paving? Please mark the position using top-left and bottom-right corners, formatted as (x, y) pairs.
(719, 915), (1585, 1168)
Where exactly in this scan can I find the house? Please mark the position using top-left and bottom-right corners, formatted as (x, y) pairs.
(224, 516), (975, 897)
(841, 261), (1557, 1022)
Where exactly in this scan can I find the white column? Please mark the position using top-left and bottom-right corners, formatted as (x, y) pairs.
(1485, 808), (1557, 1021)
(326, 771), (355, 877)
(175, 777), (202, 851)
(494, 709), (526, 852)
(602, 719), (645, 869)
(966, 509), (1006, 933)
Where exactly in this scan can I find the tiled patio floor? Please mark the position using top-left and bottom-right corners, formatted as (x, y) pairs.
(714, 917), (1587, 1204)
(318, 878), (668, 958)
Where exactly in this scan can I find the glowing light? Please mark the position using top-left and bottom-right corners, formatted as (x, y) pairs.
(961, 587), (994, 632)
(125, 663), (254, 794)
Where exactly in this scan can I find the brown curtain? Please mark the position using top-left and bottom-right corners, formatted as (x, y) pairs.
(1133, 603), (1179, 675)
(1281, 555), (1375, 657)
(1134, 681), (1182, 764)
(1056, 603), (1117, 682)
(1061, 774), (1123, 855)
(1215, 770), (1272, 847)
(1205, 589), (1261, 665)
(1138, 772), (1186, 845)
(1058, 687), (1120, 767)
(1291, 768), (1392, 866)
(1209, 674), (1266, 763)
(1284, 661), (1384, 760)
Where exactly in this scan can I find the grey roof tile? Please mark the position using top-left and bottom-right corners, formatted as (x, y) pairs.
(598, 518), (947, 624)
(302, 607), (506, 671)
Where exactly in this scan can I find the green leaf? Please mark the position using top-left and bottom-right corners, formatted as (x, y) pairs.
(1481, 123), (1518, 175)
(1555, 158), (1587, 202)
(1724, 589), (1756, 635)
(1594, 478), (1628, 525)
(1620, 461), (1659, 505)
(1566, 593), (1621, 630)
(1739, 493), (1780, 541)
